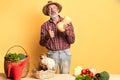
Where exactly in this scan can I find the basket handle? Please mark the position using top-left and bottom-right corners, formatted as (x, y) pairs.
(5, 45), (28, 56)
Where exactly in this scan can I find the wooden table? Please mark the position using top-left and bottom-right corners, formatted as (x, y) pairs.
(0, 73), (120, 80)
(0, 73), (75, 80)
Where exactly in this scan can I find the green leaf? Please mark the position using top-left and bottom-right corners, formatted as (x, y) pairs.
(18, 53), (26, 60)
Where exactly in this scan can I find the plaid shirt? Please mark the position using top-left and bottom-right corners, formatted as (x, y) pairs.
(40, 16), (75, 51)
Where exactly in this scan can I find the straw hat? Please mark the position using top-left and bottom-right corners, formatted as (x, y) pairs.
(42, 1), (62, 16)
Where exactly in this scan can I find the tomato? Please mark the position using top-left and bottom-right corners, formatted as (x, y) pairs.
(86, 68), (91, 74)
(81, 69), (87, 74)
(89, 72), (93, 77)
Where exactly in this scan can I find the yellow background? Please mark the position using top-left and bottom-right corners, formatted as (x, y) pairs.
(0, 0), (120, 74)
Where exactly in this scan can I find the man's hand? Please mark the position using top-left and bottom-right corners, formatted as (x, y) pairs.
(48, 26), (54, 38)
(64, 24), (70, 31)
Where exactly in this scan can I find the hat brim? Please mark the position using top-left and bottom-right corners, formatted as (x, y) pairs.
(42, 2), (62, 16)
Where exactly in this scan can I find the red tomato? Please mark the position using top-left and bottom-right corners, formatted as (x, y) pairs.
(89, 72), (93, 77)
(81, 69), (87, 74)
(86, 68), (91, 74)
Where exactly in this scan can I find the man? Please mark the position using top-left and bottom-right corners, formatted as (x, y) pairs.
(40, 1), (75, 74)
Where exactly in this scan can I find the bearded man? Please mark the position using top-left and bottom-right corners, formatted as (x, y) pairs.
(39, 1), (75, 74)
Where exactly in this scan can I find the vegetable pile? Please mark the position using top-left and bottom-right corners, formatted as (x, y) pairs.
(5, 53), (26, 61)
(74, 66), (109, 80)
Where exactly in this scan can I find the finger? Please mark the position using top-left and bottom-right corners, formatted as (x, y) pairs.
(48, 26), (51, 30)
(63, 24), (67, 28)
(51, 31), (54, 33)
(64, 24), (69, 29)
(66, 23), (70, 26)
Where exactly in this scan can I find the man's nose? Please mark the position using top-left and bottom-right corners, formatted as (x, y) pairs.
(51, 9), (54, 12)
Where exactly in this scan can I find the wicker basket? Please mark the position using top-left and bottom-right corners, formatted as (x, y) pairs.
(32, 70), (55, 79)
(4, 45), (30, 78)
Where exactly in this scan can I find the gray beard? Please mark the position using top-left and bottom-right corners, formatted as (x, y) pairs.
(49, 12), (59, 19)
